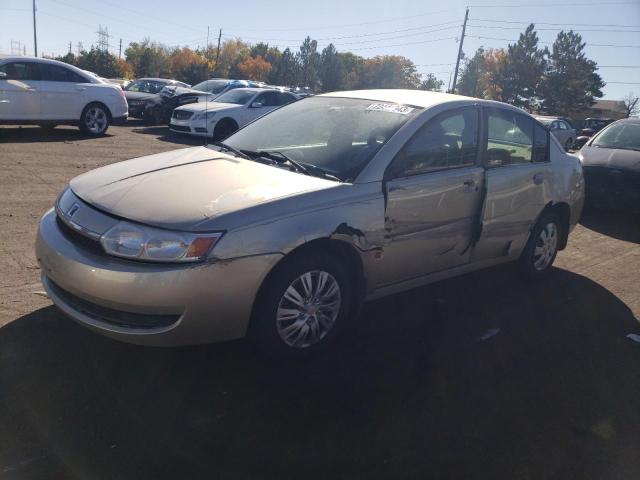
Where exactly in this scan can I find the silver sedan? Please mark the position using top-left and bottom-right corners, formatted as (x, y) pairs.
(36, 90), (585, 356)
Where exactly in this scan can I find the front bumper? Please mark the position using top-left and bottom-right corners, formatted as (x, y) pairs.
(169, 117), (212, 137)
(36, 209), (282, 346)
(112, 114), (128, 126)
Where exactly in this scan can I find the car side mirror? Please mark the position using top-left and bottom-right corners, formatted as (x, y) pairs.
(250, 101), (263, 108)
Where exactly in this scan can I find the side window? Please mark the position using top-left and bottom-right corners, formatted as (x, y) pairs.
(256, 92), (278, 107)
(485, 109), (533, 166)
(388, 107), (479, 178)
(558, 121), (568, 130)
(0, 62), (39, 81)
(40, 65), (82, 82)
(533, 122), (550, 163)
(276, 92), (295, 106)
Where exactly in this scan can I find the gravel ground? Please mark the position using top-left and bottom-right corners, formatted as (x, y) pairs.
(1, 124), (639, 479)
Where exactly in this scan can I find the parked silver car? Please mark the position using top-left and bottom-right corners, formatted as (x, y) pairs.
(36, 90), (584, 356)
(535, 116), (577, 151)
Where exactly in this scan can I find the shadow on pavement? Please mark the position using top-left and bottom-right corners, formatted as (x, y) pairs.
(130, 124), (206, 147)
(0, 126), (113, 143)
(1, 265), (639, 479)
(580, 208), (640, 244)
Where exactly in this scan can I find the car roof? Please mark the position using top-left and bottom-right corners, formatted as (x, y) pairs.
(319, 89), (525, 113)
(219, 87), (284, 94)
(135, 77), (178, 83)
(612, 117), (640, 125)
(0, 55), (98, 80)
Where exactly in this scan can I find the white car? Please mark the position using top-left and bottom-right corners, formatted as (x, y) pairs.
(169, 87), (298, 140)
(0, 56), (128, 135)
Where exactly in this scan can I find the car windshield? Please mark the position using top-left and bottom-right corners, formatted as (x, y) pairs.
(192, 80), (228, 94)
(586, 119), (609, 129)
(215, 90), (256, 105)
(591, 122), (640, 151)
(222, 96), (419, 181)
(125, 80), (166, 94)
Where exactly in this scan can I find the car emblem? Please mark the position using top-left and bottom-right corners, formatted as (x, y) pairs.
(66, 203), (80, 218)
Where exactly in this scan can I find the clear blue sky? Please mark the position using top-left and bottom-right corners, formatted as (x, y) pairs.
(1, 0), (639, 99)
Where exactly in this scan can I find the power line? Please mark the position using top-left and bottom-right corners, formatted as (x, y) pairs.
(471, 18), (640, 28)
(607, 82), (640, 85)
(467, 24), (640, 33)
(470, 1), (637, 7)
(466, 34), (640, 48)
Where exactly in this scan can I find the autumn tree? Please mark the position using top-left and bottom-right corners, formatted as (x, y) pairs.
(169, 47), (208, 84)
(338, 52), (363, 90)
(214, 38), (250, 78)
(359, 55), (421, 89)
(115, 58), (134, 79)
(540, 30), (604, 117)
(479, 49), (508, 101)
(125, 40), (171, 77)
(237, 55), (272, 81)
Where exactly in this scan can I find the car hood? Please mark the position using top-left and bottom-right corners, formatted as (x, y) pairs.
(160, 85), (208, 98)
(124, 91), (158, 102)
(177, 102), (238, 113)
(69, 146), (336, 231)
(580, 146), (640, 172)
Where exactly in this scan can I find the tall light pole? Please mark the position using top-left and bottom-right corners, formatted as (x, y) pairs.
(32, 0), (38, 57)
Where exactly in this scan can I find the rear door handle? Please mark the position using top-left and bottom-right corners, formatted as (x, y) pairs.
(533, 173), (544, 185)
(463, 179), (478, 192)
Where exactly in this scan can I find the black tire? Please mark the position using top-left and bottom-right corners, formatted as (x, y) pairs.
(213, 119), (238, 141)
(79, 103), (110, 136)
(144, 106), (163, 125)
(249, 250), (353, 358)
(519, 212), (561, 279)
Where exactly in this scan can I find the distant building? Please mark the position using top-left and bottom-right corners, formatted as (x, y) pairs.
(578, 99), (628, 121)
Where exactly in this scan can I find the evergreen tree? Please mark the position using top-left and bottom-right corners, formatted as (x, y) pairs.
(420, 73), (444, 91)
(296, 37), (320, 89)
(319, 44), (343, 92)
(502, 24), (548, 110)
(270, 48), (298, 86)
(457, 48), (486, 97)
(540, 30), (604, 116)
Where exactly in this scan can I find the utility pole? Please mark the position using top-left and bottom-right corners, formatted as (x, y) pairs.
(451, 7), (469, 94)
(32, 0), (38, 57)
(214, 28), (222, 75)
(119, 38), (122, 59)
(69, 41), (72, 54)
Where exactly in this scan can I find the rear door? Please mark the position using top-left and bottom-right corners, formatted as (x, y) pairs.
(38, 64), (88, 120)
(379, 106), (484, 286)
(0, 61), (41, 120)
(472, 108), (552, 261)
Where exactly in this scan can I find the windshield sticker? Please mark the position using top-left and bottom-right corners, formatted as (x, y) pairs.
(366, 103), (414, 115)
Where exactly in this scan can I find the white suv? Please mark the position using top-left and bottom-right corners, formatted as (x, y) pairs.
(0, 56), (128, 135)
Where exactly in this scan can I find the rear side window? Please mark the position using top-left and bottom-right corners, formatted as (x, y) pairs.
(40, 64), (86, 83)
(0, 62), (40, 81)
(533, 122), (550, 163)
(276, 92), (296, 106)
(388, 107), (480, 178)
(485, 108), (533, 166)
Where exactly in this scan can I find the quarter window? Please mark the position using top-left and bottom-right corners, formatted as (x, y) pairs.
(388, 107), (479, 178)
(485, 109), (533, 166)
(533, 122), (550, 163)
(40, 64), (86, 83)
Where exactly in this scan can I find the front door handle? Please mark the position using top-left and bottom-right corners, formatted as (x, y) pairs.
(533, 173), (544, 185)
(463, 179), (478, 192)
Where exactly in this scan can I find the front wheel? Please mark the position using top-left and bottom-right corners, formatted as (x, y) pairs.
(249, 251), (352, 357)
(79, 103), (110, 136)
(520, 213), (560, 279)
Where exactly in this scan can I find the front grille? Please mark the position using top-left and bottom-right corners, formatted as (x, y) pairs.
(56, 216), (104, 255)
(172, 110), (193, 120)
(170, 124), (191, 132)
(48, 278), (180, 330)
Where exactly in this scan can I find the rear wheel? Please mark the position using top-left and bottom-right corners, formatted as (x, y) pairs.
(79, 103), (110, 136)
(520, 212), (560, 279)
(249, 251), (352, 357)
(213, 119), (238, 141)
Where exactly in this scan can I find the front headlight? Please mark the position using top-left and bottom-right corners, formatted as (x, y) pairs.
(100, 221), (222, 263)
(193, 111), (216, 121)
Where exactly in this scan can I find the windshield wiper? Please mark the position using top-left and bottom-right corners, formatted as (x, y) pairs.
(213, 141), (251, 160)
(258, 150), (311, 176)
(259, 151), (343, 182)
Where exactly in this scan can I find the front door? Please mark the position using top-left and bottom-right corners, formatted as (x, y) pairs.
(472, 108), (552, 260)
(379, 106), (484, 287)
(0, 61), (40, 120)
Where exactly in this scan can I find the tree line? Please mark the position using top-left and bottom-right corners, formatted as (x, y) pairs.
(53, 24), (606, 118)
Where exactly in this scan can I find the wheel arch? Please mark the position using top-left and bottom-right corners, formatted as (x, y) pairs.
(535, 201), (572, 250)
(250, 237), (366, 325)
